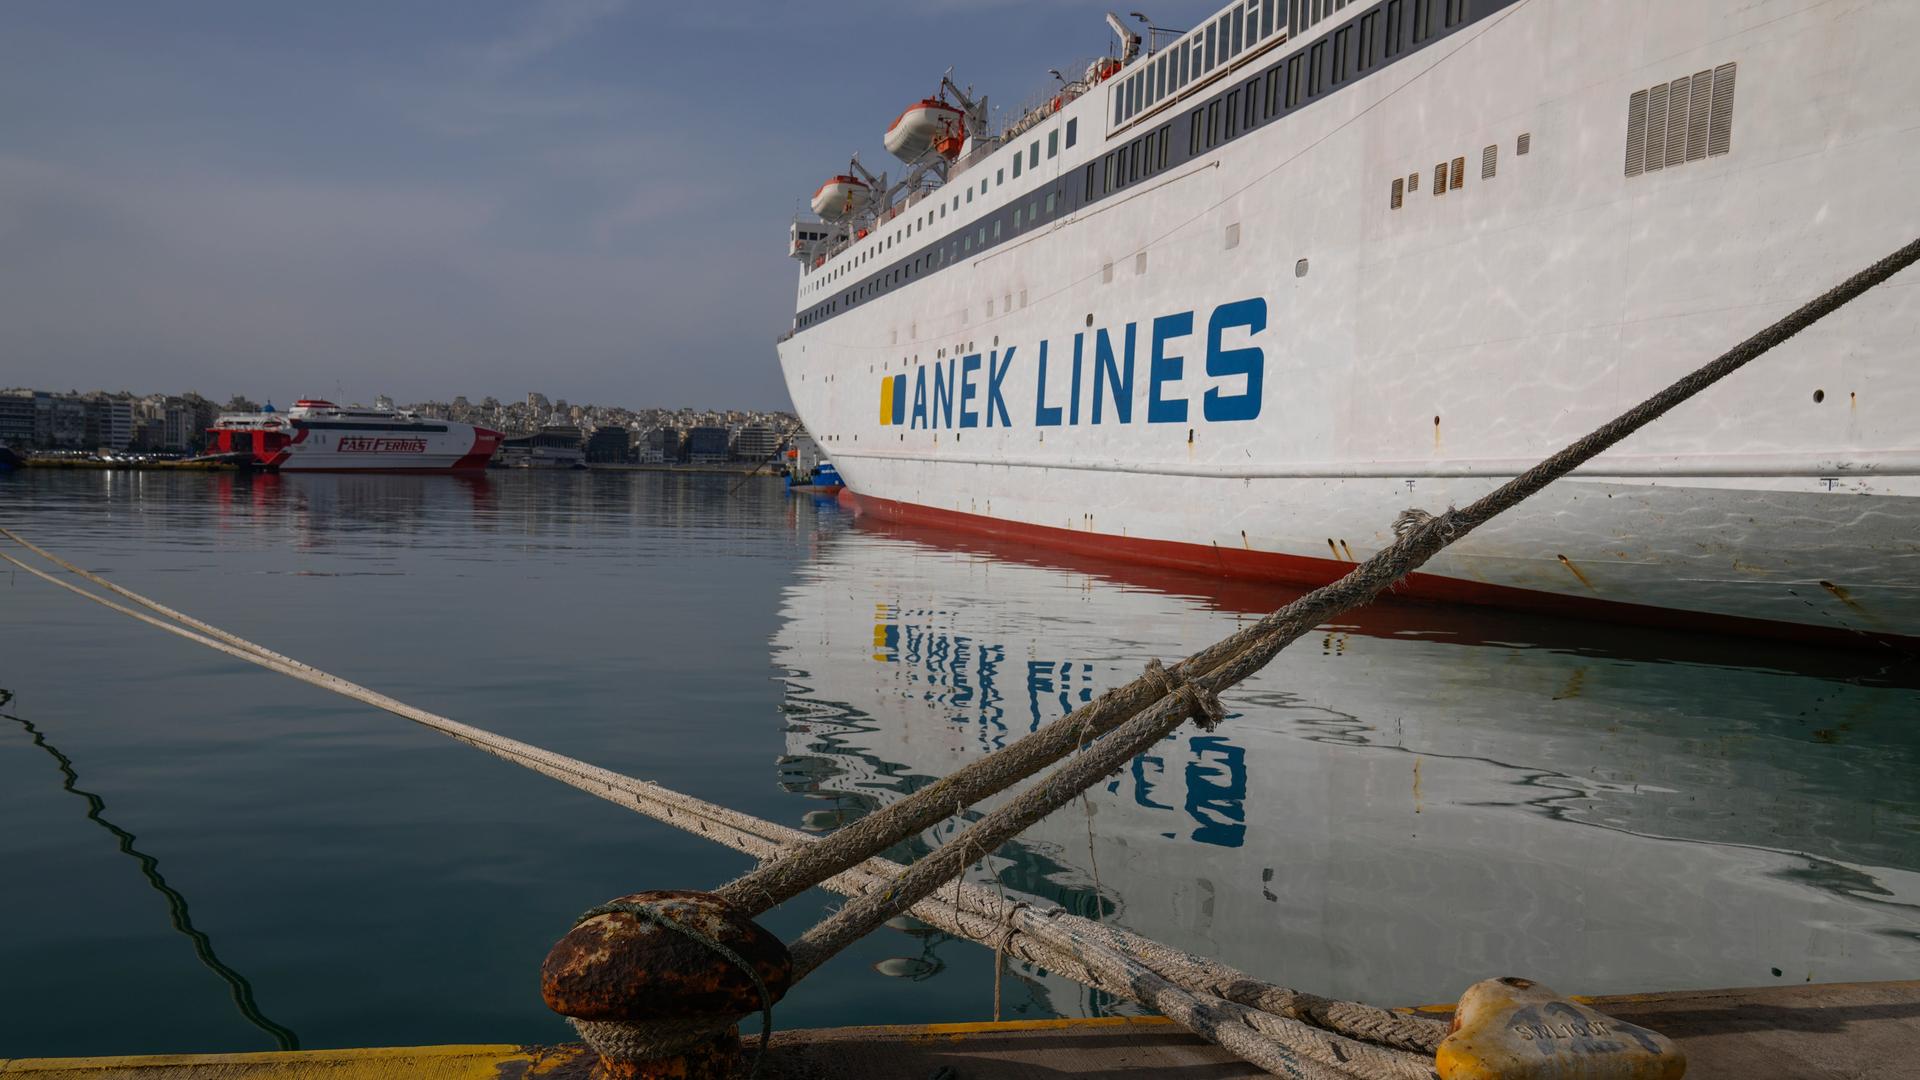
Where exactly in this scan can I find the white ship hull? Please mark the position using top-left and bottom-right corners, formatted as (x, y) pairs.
(777, 0), (1920, 645)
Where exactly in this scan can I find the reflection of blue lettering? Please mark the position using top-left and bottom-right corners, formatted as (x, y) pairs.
(1131, 755), (1174, 811)
(1184, 736), (1247, 848)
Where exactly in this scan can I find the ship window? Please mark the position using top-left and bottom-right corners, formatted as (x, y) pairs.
(940, 204), (945, 218)
(1207, 101), (1220, 147)
(1334, 27), (1350, 83)
(1386, 0), (1404, 54)
(1286, 55), (1302, 107)
(1446, 0), (1465, 26)
(1308, 41), (1324, 95)
(1414, 0), (1431, 43)
(1139, 132), (1153, 175)
(1204, 23), (1216, 70)
(997, 168), (1004, 185)
(1115, 85), (1125, 125)
(1261, 0), (1275, 37)
(1243, 79), (1258, 127)
(1177, 40), (1190, 87)
(1225, 91), (1240, 139)
(1230, 6), (1244, 57)
(1013, 155), (1022, 178)
(964, 234), (972, 251)
(1158, 123), (1170, 167)
(1030, 198), (1039, 219)
(1030, 142), (1039, 167)
(1046, 191), (1056, 212)
(993, 221), (1001, 239)
(1264, 68), (1280, 116)
(1085, 162), (1097, 198)
(978, 227), (986, 245)
(981, 178), (989, 193)
(1189, 108), (1203, 154)
(1014, 207), (1023, 227)
(966, 187), (972, 203)
(1049, 131), (1059, 157)
(1156, 54), (1168, 100)
(1066, 118), (1078, 147)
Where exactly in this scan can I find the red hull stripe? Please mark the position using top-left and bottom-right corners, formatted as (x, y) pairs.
(839, 491), (1916, 653)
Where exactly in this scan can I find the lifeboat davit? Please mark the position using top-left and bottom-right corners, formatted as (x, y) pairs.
(884, 98), (965, 163)
(811, 175), (871, 221)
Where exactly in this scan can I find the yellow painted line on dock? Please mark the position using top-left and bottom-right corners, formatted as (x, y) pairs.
(0, 1043), (592, 1078)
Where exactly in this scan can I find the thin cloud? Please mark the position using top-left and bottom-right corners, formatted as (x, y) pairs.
(464, 0), (629, 75)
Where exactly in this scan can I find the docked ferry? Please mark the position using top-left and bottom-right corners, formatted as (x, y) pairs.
(207, 400), (502, 473)
(776, 0), (1920, 646)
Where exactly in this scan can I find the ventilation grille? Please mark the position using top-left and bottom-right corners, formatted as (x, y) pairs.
(1433, 163), (1447, 196)
(1449, 157), (1465, 190)
(1482, 144), (1498, 179)
(1391, 177), (1405, 209)
(1626, 63), (1735, 177)
(1517, 132), (1531, 155)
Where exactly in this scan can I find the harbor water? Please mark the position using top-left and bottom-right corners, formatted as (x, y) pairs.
(1, 468), (1916, 1058)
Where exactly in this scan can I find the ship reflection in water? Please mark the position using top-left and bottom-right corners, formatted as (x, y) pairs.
(771, 515), (1920, 1017)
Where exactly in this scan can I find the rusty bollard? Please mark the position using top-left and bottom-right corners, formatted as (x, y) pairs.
(542, 890), (794, 1079)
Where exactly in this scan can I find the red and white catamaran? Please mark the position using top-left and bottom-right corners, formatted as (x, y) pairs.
(207, 399), (501, 473)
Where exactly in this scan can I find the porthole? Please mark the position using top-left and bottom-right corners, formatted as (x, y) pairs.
(1813, 389), (1825, 403)
(1295, 258), (1309, 278)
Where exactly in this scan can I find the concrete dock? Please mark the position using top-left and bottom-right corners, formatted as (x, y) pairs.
(4, 981), (1915, 1079)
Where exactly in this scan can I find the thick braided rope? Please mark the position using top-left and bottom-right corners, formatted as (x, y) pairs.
(0, 537), (1434, 1074)
(570, 899), (774, 1076)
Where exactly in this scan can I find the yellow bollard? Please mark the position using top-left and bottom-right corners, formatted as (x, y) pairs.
(1435, 977), (1685, 1080)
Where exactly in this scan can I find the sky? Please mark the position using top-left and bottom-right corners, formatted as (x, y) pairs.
(0, 1), (1224, 411)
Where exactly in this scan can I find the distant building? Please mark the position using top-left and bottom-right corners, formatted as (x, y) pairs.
(585, 425), (632, 464)
(44, 396), (86, 449)
(685, 426), (729, 464)
(497, 425), (585, 468)
(0, 392), (34, 447)
(83, 396), (134, 451)
(637, 427), (681, 464)
(733, 423), (779, 462)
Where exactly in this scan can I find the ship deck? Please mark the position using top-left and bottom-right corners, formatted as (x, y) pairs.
(5, 981), (1916, 1079)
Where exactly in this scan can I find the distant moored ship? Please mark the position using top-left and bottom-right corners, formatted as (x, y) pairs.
(208, 399), (501, 473)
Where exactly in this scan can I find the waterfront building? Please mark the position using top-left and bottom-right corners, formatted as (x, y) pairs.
(586, 425), (633, 464)
(733, 423), (779, 462)
(82, 395), (134, 451)
(685, 426), (729, 464)
(0, 392), (35, 447)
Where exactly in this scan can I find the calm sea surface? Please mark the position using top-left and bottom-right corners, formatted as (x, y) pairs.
(1, 468), (1916, 1057)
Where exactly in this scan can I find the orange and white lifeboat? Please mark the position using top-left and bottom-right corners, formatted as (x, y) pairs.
(811, 175), (871, 221)
(883, 98), (965, 163)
